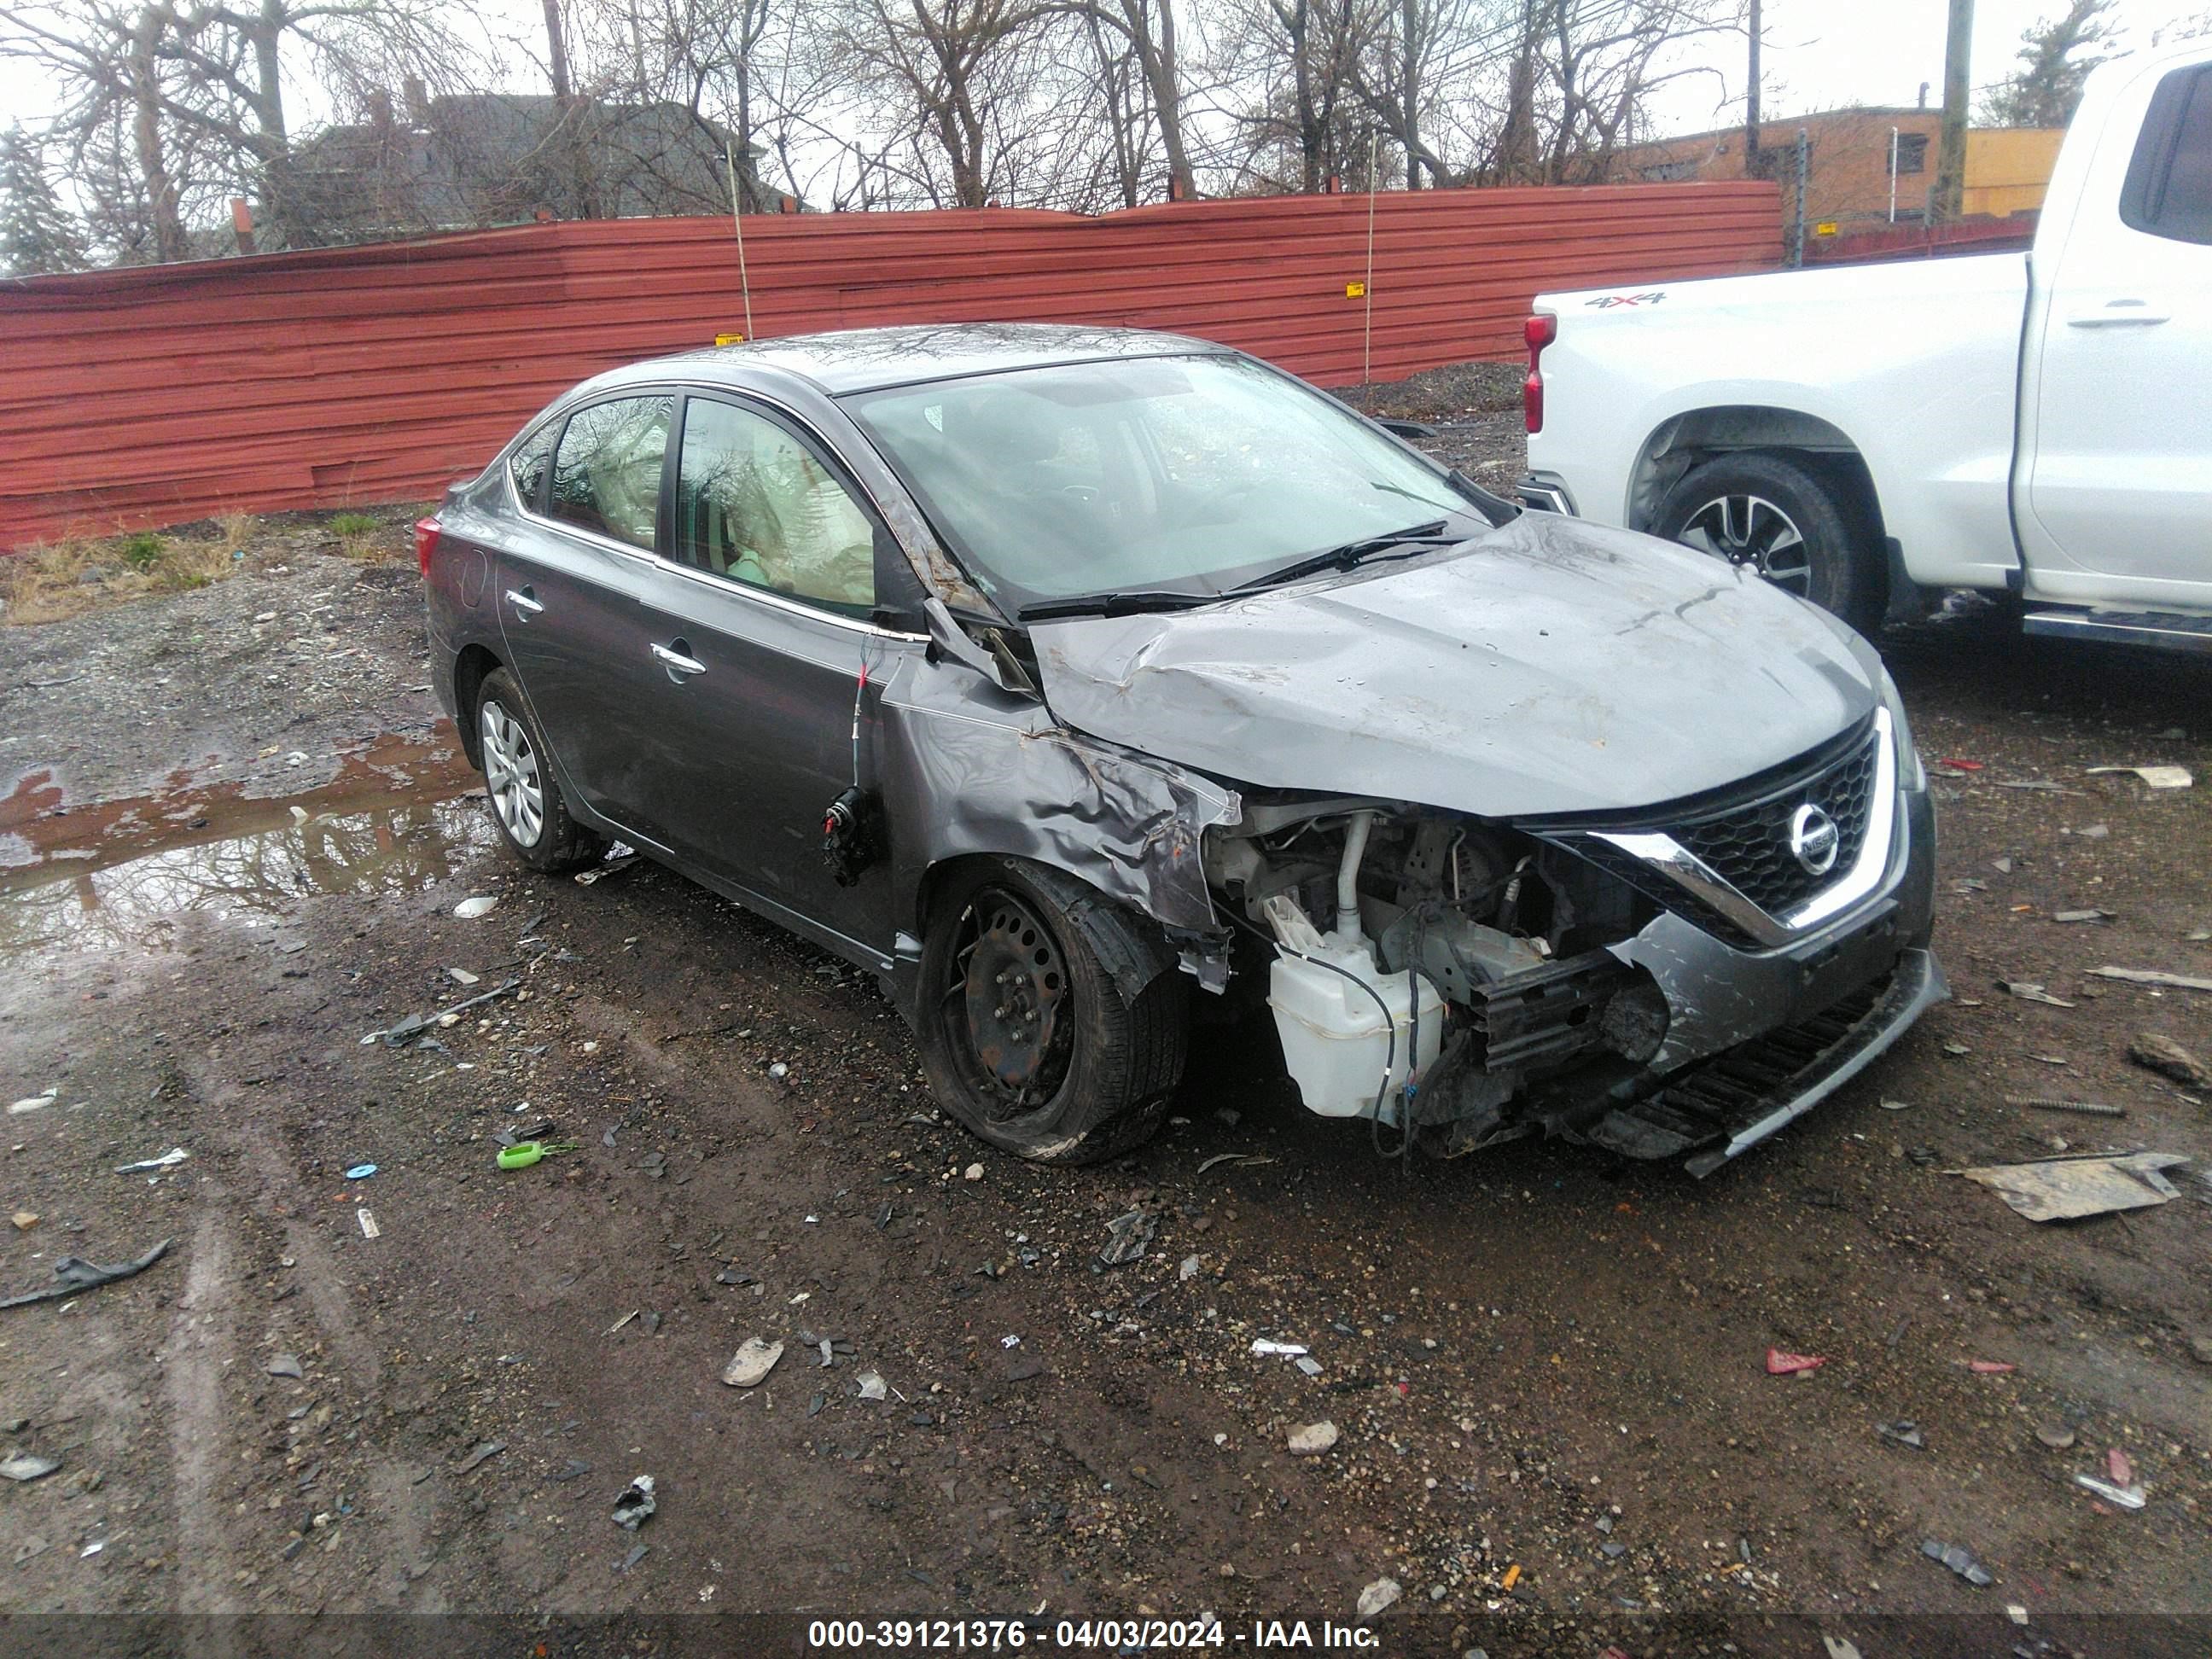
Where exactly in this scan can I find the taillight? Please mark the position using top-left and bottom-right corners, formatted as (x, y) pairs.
(1523, 313), (1557, 434)
(414, 516), (442, 576)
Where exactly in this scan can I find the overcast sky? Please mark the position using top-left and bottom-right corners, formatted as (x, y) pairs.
(2, 1), (2204, 162)
(1650, 0), (2208, 133)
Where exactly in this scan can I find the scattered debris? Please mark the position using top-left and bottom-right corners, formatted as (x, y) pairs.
(720, 1338), (783, 1388)
(857, 1371), (888, 1401)
(2006, 1096), (2125, 1118)
(1821, 1640), (1863, 1659)
(999, 1334), (1021, 1348)
(7, 1091), (55, 1115)
(961, 1161), (982, 1180)
(2052, 909), (2115, 924)
(1288, 1421), (1340, 1456)
(612, 1475), (657, 1529)
(2074, 1473), (2146, 1510)
(620, 1543), (649, 1571)
(0, 1455), (60, 1482)
(1196, 1151), (1273, 1174)
(1968, 1359), (2017, 1375)
(496, 1139), (579, 1170)
(265, 1353), (304, 1379)
(343, 1163), (376, 1180)
(2036, 1423), (2077, 1450)
(2093, 965), (2212, 992)
(1921, 1538), (1994, 1586)
(362, 978), (522, 1047)
(1355, 1577), (1402, 1621)
(2000, 981), (2075, 1008)
(1250, 1339), (1310, 1359)
(453, 895), (499, 918)
(9, 1212), (35, 1231)
(1097, 1208), (1157, 1267)
(0, 1239), (172, 1309)
(1295, 1355), (1324, 1377)
(605, 1310), (638, 1336)
(113, 1147), (189, 1173)
(1179, 1254), (1201, 1282)
(357, 1209), (381, 1239)
(2128, 1033), (2212, 1088)
(574, 854), (638, 886)
(1766, 1349), (1826, 1376)
(453, 1441), (505, 1476)
(1877, 1419), (1925, 1450)
(1958, 1152), (2189, 1222)
(2108, 1447), (2134, 1485)
(2086, 765), (2192, 789)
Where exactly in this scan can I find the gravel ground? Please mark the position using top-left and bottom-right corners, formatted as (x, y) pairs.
(2, 393), (2209, 1656)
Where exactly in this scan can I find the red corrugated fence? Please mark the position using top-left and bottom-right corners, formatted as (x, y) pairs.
(0, 183), (1779, 547)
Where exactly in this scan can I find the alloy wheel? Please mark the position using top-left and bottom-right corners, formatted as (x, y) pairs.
(1677, 493), (1812, 595)
(479, 697), (545, 848)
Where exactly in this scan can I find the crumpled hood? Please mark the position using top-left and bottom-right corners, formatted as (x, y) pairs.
(1028, 511), (1881, 818)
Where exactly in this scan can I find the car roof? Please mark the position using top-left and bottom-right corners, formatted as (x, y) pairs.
(602, 322), (1236, 398)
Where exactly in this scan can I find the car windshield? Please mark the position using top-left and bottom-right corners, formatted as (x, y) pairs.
(841, 353), (1477, 612)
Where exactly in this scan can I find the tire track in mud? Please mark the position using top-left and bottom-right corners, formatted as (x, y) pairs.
(165, 1209), (243, 1621)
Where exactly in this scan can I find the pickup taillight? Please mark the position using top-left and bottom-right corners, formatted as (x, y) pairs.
(1523, 313), (1557, 434)
(414, 516), (442, 577)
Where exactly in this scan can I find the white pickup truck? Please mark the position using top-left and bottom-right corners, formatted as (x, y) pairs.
(1517, 40), (2212, 650)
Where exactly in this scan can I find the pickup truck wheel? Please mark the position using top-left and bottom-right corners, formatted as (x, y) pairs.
(917, 859), (1188, 1165)
(1656, 453), (1883, 633)
(474, 668), (604, 875)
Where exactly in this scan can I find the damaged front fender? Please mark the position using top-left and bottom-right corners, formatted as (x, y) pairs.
(874, 646), (1239, 1018)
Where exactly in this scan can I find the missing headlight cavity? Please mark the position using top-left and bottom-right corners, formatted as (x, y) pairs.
(1206, 799), (1672, 1158)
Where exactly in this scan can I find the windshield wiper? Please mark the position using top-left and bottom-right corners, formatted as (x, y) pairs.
(1017, 589), (1216, 623)
(1226, 520), (1462, 597)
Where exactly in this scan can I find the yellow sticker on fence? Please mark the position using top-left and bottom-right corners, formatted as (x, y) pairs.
(1345, 281), (1366, 299)
(714, 332), (746, 346)
(1814, 222), (1840, 238)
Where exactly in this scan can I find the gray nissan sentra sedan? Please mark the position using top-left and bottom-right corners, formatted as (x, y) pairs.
(421, 323), (1943, 1174)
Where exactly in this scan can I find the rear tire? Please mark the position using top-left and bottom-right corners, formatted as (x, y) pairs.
(1655, 451), (1885, 634)
(474, 667), (603, 874)
(916, 859), (1187, 1164)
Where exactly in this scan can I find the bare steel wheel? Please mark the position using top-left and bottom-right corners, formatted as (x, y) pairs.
(916, 859), (1188, 1164)
(949, 886), (1075, 1118)
(1672, 493), (1811, 596)
(469, 667), (602, 874)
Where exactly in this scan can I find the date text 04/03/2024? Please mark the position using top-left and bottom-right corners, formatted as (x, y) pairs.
(804, 1618), (1384, 1650)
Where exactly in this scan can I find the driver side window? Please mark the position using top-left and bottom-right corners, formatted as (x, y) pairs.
(673, 397), (876, 614)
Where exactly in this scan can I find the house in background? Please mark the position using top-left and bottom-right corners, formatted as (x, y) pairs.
(1610, 108), (2065, 229)
(284, 79), (795, 246)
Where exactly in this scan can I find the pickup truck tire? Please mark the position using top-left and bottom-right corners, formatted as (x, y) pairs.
(1655, 452), (1885, 634)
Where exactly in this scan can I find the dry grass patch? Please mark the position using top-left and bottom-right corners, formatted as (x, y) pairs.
(329, 510), (407, 561)
(1, 512), (257, 626)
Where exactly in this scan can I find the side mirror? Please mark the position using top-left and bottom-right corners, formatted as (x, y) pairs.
(1377, 418), (1439, 441)
(922, 597), (1037, 697)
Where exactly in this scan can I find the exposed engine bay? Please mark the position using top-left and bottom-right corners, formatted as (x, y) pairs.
(1205, 797), (1686, 1157)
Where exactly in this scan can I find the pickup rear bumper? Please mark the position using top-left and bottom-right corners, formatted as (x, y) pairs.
(1515, 472), (1578, 515)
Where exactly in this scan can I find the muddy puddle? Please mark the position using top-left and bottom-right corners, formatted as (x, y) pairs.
(0, 731), (487, 958)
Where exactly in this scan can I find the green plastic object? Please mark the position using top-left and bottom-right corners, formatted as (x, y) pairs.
(496, 1139), (579, 1170)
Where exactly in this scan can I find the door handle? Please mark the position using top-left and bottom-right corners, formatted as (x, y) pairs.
(2065, 302), (2170, 327)
(505, 586), (544, 615)
(652, 640), (707, 678)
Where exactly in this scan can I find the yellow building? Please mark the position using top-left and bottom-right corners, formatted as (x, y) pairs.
(1964, 128), (2068, 218)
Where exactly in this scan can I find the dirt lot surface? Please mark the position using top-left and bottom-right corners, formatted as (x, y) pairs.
(2, 419), (2209, 1656)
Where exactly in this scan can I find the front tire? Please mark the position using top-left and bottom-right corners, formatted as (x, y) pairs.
(916, 859), (1188, 1164)
(1655, 451), (1884, 634)
(474, 667), (602, 874)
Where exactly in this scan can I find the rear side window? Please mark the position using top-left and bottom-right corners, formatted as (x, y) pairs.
(2122, 64), (2212, 245)
(508, 418), (557, 508)
(548, 395), (673, 550)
